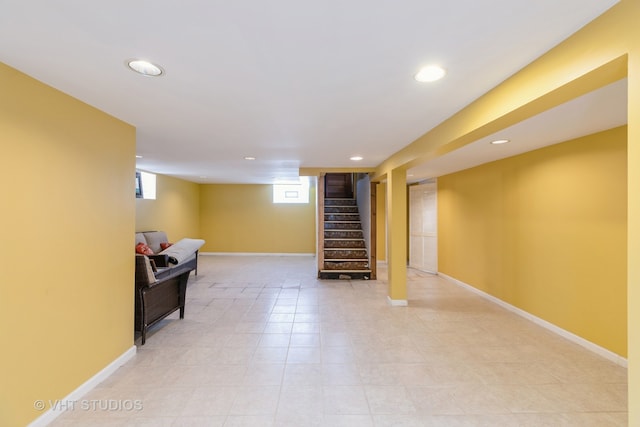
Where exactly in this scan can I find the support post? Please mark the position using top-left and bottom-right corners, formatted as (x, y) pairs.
(386, 168), (407, 305)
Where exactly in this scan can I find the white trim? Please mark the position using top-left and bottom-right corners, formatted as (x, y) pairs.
(387, 296), (408, 306)
(438, 273), (628, 368)
(200, 252), (315, 257)
(28, 346), (137, 427)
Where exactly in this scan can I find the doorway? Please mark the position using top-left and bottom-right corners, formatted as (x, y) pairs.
(325, 173), (354, 198)
(409, 181), (438, 273)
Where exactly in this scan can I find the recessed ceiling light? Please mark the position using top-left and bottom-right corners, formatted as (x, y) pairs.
(414, 65), (446, 82)
(350, 156), (363, 161)
(135, 155), (143, 159)
(127, 59), (164, 77)
(244, 156), (256, 160)
(490, 139), (510, 145)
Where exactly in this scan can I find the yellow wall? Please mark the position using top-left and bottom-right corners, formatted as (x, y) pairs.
(0, 63), (136, 426)
(136, 172), (200, 240)
(628, 29), (640, 427)
(438, 127), (627, 356)
(2, 0), (638, 423)
(199, 184), (316, 253)
(376, 182), (387, 262)
(372, 1), (639, 420)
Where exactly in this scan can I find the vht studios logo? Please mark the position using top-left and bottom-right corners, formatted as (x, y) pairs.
(34, 399), (143, 412)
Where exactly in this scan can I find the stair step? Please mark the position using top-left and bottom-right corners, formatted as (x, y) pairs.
(325, 211), (360, 216)
(323, 261), (369, 269)
(325, 214), (361, 221)
(323, 263), (371, 271)
(324, 238), (365, 240)
(325, 222), (362, 230)
(318, 270), (371, 280)
(325, 206), (358, 213)
(322, 264), (371, 271)
(324, 248), (367, 251)
(325, 231), (364, 239)
(324, 249), (368, 259)
(325, 241), (366, 249)
(325, 199), (357, 206)
(324, 222), (362, 225)
(324, 246), (367, 254)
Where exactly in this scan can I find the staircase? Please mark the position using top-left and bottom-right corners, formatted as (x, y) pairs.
(319, 198), (371, 280)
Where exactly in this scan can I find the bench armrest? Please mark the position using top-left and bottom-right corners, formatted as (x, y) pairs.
(148, 254), (170, 268)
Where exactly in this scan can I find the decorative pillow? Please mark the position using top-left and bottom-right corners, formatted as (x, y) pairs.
(135, 233), (147, 246)
(143, 231), (169, 254)
(135, 242), (154, 256)
(160, 242), (173, 250)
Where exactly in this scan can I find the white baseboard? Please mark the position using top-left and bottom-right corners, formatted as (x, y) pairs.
(29, 346), (137, 427)
(200, 252), (315, 257)
(438, 273), (627, 368)
(387, 296), (408, 306)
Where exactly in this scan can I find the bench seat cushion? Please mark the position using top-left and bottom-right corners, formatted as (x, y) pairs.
(158, 238), (205, 265)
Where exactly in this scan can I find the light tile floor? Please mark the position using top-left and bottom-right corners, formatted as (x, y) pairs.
(51, 255), (628, 426)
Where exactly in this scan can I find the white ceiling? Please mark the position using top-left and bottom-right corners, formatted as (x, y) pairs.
(0, 0), (622, 184)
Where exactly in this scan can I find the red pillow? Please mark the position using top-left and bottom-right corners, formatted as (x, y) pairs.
(160, 242), (173, 250)
(135, 242), (154, 256)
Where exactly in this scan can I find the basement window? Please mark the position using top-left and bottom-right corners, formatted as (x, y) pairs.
(136, 171), (157, 200)
(273, 179), (309, 204)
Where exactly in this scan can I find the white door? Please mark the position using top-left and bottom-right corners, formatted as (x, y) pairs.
(409, 182), (437, 273)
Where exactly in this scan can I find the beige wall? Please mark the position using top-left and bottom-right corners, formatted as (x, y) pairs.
(199, 183), (316, 253)
(0, 63), (136, 426)
(136, 173), (200, 240)
(438, 126), (627, 356)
